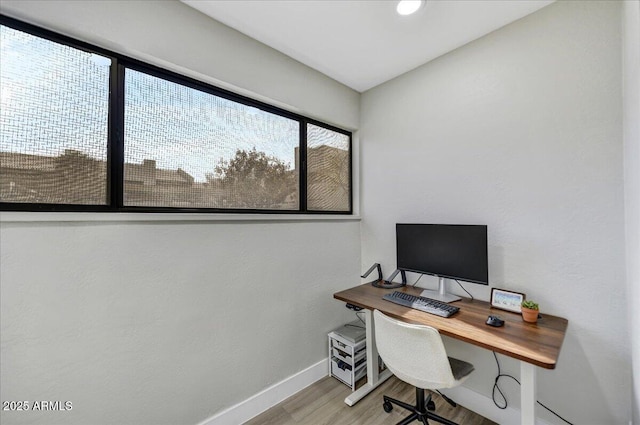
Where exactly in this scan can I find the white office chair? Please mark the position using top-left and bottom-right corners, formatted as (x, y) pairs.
(374, 310), (475, 425)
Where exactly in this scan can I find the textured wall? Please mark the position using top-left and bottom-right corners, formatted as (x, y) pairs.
(623, 1), (640, 423)
(361, 1), (628, 424)
(0, 221), (360, 425)
(0, 1), (360, 424)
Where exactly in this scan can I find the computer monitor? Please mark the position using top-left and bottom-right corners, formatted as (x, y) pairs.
(396, 223), (488, 302)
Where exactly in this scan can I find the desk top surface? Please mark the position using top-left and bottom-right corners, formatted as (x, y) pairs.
(334, 283), (568, 369)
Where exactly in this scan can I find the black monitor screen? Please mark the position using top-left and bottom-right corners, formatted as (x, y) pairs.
(396, 224), (488, 285)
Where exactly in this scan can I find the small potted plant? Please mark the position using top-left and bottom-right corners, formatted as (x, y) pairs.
(521, 300), (539, 323)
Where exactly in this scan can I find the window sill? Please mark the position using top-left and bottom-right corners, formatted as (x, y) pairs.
(0, 211), (361, 223)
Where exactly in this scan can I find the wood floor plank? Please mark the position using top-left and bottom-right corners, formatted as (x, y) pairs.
(244, 405), (294, 425)
(245, 376), (498, 425)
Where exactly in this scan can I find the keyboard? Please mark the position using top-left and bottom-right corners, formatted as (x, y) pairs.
(382, 291), (459, 318)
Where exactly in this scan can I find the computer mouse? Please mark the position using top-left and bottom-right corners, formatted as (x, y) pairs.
(486, 315), (505, 327)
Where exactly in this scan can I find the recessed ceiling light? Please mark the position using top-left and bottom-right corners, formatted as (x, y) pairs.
(396, 0), (424, 16)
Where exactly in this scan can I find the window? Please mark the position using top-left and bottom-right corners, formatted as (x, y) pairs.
(0, 24), (110, 205)
(0, 17), (352, 214)
(124, 69), (299, 210)
(307, 124), (350, 212)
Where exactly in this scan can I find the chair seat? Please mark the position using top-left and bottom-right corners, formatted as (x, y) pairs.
(374, 310), (476, 424)
(448, 357), (474, 382)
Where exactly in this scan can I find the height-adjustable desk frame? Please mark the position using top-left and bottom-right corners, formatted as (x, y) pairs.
(333, 283), (568, 425)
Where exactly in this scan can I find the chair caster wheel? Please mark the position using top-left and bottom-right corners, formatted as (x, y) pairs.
(383, 401), (393, 413)
(427, 399), (436, 411)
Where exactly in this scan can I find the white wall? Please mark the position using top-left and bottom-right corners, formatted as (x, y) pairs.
(0, 1), (360, 425)
(361, 1), (628, 424)
(623, 1), (640, 423)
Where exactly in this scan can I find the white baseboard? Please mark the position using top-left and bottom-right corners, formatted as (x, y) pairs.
(443, 386), (553, 425)
(197, 358), (554, 425)
(197, 358), (328, 425)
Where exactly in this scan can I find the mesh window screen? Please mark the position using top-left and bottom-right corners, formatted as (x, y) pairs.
(124, 70), (299, 210)
(307, 124), (350, 211)
(0, 25), (110, 205)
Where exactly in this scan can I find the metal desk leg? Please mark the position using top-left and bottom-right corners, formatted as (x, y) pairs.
(344, 309), (392, 406)
(521, 361), (537, 425)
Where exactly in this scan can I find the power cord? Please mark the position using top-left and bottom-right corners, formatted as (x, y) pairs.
(492, 352), (574, 425)
(411, 273), (424, 287)
(454, 279), (474, 300)
(343, 304), (365, 327)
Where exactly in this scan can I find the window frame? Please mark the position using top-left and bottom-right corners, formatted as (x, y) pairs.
(0, 15), (352, 215)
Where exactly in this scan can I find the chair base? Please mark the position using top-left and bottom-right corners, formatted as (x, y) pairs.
(383, 388), (458, 425)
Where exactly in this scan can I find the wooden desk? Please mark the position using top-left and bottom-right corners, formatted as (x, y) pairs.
(333, 283), (568, 425)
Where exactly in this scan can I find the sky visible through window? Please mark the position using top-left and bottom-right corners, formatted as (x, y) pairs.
(0, 25), (110, 161)
(0, 25), (305, 183)
(124, 69), (298, 182)
(1, 23), (350, 211)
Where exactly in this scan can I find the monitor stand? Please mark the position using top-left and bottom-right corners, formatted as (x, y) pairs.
(420, 276), (461, 303)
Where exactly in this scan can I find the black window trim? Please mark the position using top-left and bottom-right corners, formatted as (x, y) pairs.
(0, 15), (353, 215)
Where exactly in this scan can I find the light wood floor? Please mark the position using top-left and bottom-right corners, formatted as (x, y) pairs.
(245, 376), (497, 425)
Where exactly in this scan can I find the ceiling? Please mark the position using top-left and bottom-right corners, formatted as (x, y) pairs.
(181, 0), (554, 93)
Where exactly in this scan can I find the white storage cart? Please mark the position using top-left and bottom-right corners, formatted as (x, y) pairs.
(328, 321), (367, 391)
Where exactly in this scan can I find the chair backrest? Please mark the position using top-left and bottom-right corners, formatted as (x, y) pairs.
(374, 309), (457, 389)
